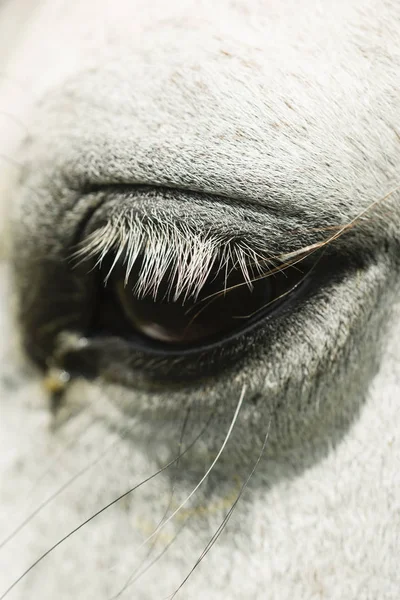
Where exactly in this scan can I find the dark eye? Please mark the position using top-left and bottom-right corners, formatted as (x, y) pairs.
(93, 253), (307, 352)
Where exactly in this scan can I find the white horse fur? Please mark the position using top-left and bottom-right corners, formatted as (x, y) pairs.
(0, 1), (399, 598)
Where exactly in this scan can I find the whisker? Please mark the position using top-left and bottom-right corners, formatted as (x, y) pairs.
(167, 415), (272, 600)
(232, 251), (323, 321)
(114, 518), (191, 600)
(196, 185), (400, 310)
(0, 413), (100, 550)
(0, 404), (216, 600)
(134, 385), (246, 554)
(277, 186), (400, 263)
(0, 403), (147, 552)
(109, 402), (193, 600)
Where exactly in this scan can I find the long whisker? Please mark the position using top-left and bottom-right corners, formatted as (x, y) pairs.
(167, 415), (272, 600)
(0, 405), (216, 600)
(0, 372), (113, 549)
(278, 186), (400, 262)
(134, 385), (246, 555)
(109, 403), (193, 600)
(186, 185), (400, 316)
(126, 518), (190, 597)
(232, 251), (323, 321)
(0, 414), (99, 550)
(0, 409), (141, 551)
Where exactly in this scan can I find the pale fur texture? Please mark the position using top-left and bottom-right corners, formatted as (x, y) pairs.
(75, 206), (270, 302)
(0, 1), (400, 599)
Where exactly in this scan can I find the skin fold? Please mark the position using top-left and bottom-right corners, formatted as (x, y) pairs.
(0, 1), (399, 598)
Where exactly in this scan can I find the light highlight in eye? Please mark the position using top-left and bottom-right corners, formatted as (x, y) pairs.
(109, 258), (305, 347)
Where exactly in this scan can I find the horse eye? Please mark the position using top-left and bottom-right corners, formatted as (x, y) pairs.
(94, 256), (306, 351)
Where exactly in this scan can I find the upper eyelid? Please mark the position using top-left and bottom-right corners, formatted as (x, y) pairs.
(13, 153), (384, 294)
(71, 186), (320, 255)
(68, 186), (368, 320)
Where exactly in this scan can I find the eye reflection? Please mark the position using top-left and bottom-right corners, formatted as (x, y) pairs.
(111, 261), (303, 347)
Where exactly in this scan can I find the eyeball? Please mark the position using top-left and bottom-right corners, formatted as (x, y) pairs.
(94, 253), (309, 351)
